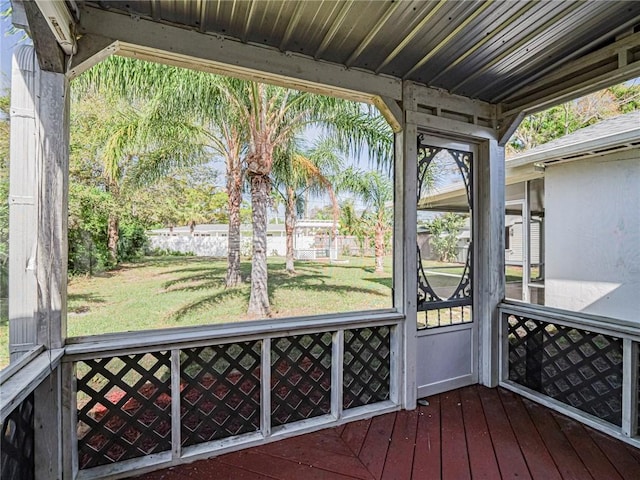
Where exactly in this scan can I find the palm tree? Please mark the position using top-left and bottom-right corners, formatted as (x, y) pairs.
(76, 59), (250, 285)
(272, 137), (344, 274)
(339, 168), (393, 273)
(77, 56), (394, 316)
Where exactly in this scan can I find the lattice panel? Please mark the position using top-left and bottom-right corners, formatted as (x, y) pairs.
(76, 352), (172, 469)
(271, 333), (332, 426)
(507, 314), (623, 426)
(181, 342), (261, 446)
(1, 393), (34, 480)
(343, 326), (391, 409)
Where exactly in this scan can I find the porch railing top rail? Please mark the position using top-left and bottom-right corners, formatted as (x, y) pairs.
(499, 300), (640, 340)
(0, 348), (64, 423)
(64, 310), (403, 361)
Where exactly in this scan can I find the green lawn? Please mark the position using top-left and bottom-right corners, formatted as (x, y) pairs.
(0, 255), (393, 368)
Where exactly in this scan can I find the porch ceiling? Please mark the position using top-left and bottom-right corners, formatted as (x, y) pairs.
(21, 1), (640, 117)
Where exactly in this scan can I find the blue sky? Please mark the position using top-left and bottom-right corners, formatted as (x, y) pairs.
(0, 10), (23, 89)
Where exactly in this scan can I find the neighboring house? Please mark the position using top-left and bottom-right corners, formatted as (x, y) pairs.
(426, 111), (640, 321)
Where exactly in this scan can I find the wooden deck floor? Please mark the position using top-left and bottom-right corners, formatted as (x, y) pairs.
(136, 386), (640, 480)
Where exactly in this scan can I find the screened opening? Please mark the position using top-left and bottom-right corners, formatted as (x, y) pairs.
(65, 56), (395, 340)
(416, 140), (473, 329)
(503, 84), (640, 324)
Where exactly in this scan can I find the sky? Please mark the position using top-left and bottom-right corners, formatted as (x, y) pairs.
(0, 9), (22, 90)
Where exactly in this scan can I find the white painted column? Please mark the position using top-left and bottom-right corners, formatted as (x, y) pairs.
(477, 139), (506, 387)
(8, 46), (39, 361)
(9, 45), (69, 359)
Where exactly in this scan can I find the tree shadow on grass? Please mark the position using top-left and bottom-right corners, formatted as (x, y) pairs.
(68, 293), (106, 314)
(167, 288), (248, 321)
(162, 266), (227, 291)
(363, 277), (393, 289)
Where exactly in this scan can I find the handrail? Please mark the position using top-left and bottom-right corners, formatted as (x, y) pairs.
(499, 300), (640, 340)
(64, 310), (404, 360)
(0, 349), (64, 423)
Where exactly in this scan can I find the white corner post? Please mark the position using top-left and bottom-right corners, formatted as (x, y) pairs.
(396, 83), (418, 410)
(9, 44), (69, 479)
(10, 45), (69, 354)
(477, 139), (505, 387)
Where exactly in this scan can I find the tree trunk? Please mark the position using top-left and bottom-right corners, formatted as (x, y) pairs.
(285, 187), (296, 274)
(107, 214), (119, 266)
(374, 217), (385, 273)
(226, 156), (243, 287)
(247, 173), (271, 317)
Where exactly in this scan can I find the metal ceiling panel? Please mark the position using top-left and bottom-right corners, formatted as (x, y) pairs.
(83, 0), (640, 105)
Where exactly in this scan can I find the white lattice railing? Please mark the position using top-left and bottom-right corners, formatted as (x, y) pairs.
(62, 312), (404, 479)
(499, 301), (640, 446)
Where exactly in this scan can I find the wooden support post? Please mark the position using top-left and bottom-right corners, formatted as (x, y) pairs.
(35, 68), (70, 351)
(9, 44), (70, 479)
(399, 83), (418, 409)
(34, 367), (62, 480)
(477, 139), (506, 387)
(61, 361), (78, 479)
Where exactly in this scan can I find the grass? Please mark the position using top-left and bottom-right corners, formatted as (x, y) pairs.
(66, 255), (393, 338)
(0, 255), (392, 369)
(0, 255), (540, 369)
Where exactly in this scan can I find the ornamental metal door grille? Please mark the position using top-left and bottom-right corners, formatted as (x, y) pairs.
(0, 393), (34, 480)
(343, 326), (391, 409)
(180, 342), (261, 446)
(417, 137), (473, 329)
(76, 352), (172, 469)
(271, 332), (332, 426)
(507, 314), (623, 426)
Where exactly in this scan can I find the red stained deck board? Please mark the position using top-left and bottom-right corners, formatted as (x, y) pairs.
(358, 411), (397, 479)
(523, 398), (593, 480)
(254, 430), (373, 480)
(176, 459), (275, 479)
(257, 429), (351, 457)
(497, 388), (561, 480)
(478, 386), (532, 480)
(341, 417), (372, 457)
(440, 389), (471, 480)
(586, 429), (640, 479)
(552, 413), (623, 480)
(411, 396), (441, 480)
(127, 386), (640, 480)
(460, 386), (501, 479)
(381, 409), (419, 480)
(218, 450), (358, 480)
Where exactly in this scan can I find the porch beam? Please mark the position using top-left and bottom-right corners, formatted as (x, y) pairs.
(76, 5), (402, 104)
(373, 96), (403, 133)
(500, 31), (640, 117)
(67, 34), (119, 80)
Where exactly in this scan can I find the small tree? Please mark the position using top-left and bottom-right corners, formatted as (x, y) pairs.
(427, 213), (465, 263)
